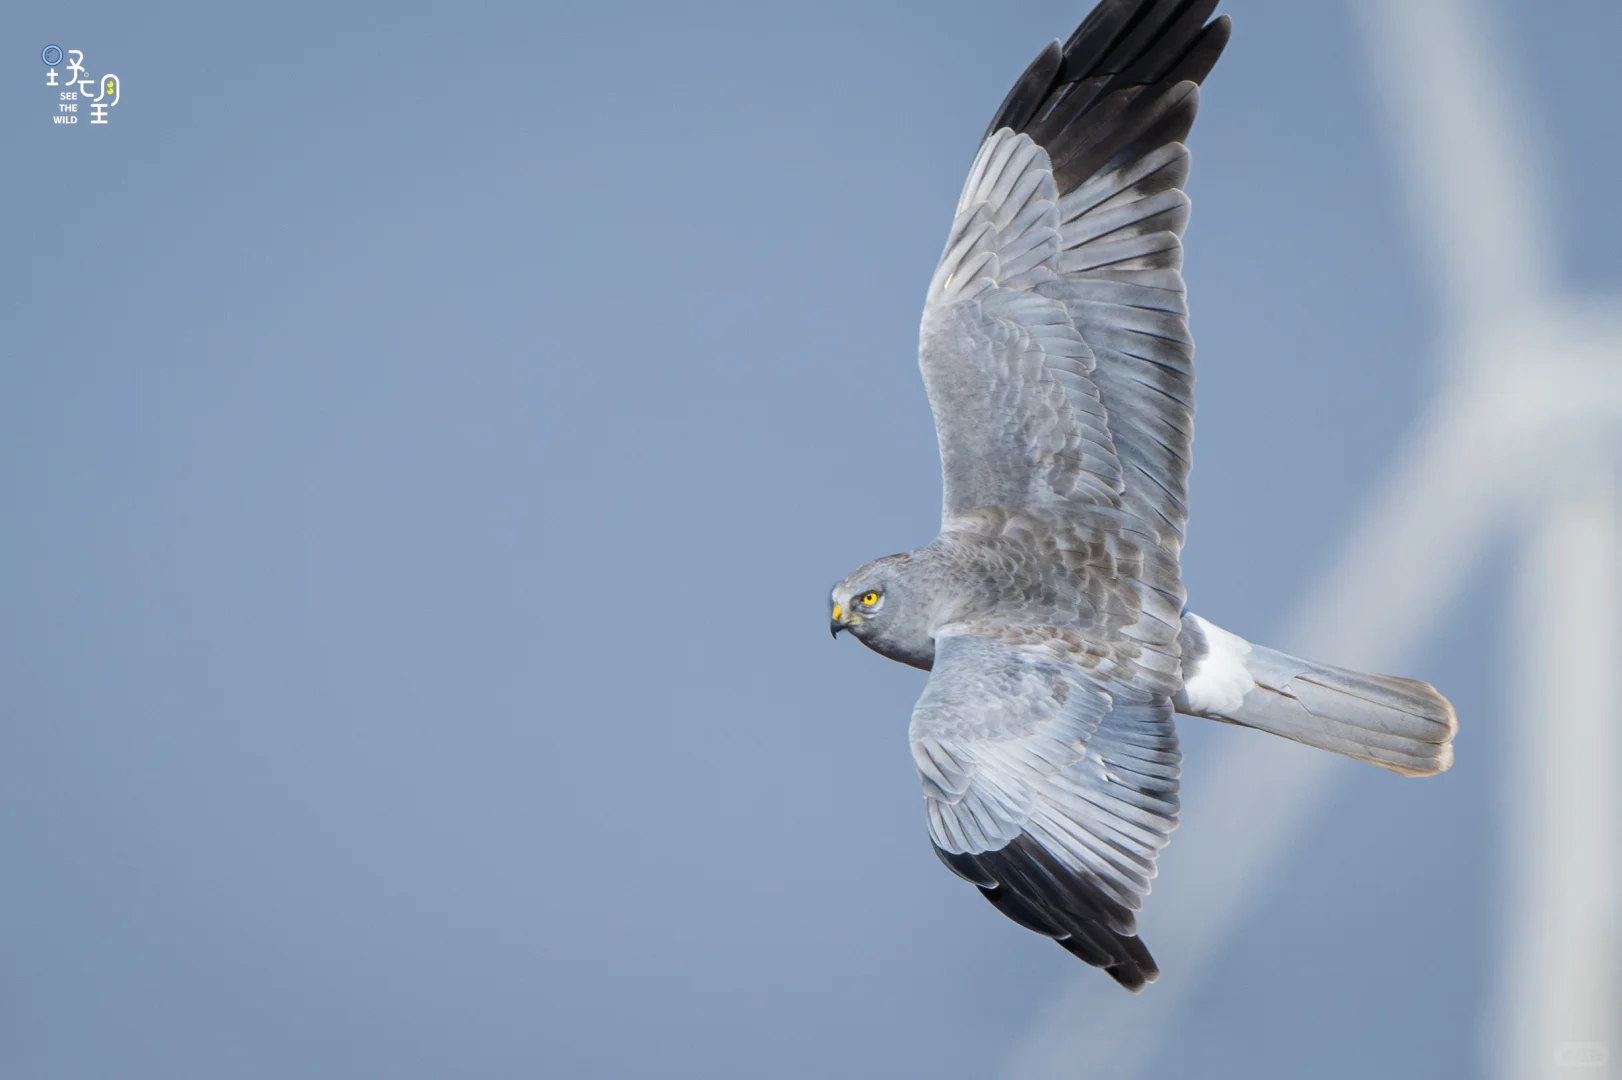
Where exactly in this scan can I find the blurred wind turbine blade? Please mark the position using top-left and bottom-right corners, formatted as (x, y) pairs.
(1001, 396), (1512, 1080)
(1489, 459), (1622, 1080)
(1353, 0), (1555, 325)
(1281, 381), (1517, 664)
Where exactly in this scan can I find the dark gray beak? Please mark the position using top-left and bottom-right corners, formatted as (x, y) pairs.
(830, 620), (843, 639)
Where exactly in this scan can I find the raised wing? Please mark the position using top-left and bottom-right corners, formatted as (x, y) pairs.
(921, 130), (1125, 528)
(910, 630), (1180, 990)
(923, 0), (1230, 551)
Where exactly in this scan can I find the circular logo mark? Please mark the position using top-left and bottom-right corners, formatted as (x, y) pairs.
(42, 44), (63, 66)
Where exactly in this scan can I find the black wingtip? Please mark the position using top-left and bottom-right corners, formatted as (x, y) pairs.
(983, 39), (1065, 141)
(983, 0), (1232, 199)
(1106, 962), (1155, 993)
(1086, 932), (1160, 992)
(1174, 13), (1231, 87)
(934, 838), (1160, 992)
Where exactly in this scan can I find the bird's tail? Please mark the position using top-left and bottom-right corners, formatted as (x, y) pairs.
(1174, 614), (1457, 777)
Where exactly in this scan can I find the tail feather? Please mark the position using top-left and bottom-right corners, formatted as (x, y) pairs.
(1175, 614), (1457, 777)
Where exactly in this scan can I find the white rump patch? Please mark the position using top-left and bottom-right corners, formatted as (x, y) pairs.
(1179, 614), (1254, 716)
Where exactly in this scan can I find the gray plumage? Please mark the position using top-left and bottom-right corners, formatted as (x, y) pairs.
(1173, 614), (1456, 776)
(829, 0), (1457, 992)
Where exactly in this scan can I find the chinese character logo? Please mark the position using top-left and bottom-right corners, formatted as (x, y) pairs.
(42, 44), (120, 127)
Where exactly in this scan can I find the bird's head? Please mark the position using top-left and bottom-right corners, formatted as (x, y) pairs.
(829, 552), (936, 670)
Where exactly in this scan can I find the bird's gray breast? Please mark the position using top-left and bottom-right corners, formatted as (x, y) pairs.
(866, 635), (936, 672)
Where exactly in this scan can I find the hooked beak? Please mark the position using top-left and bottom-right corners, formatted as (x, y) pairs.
(830, 603), (845, 639)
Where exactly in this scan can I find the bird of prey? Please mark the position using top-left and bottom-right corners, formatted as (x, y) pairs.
(828, 0), (1458, 992)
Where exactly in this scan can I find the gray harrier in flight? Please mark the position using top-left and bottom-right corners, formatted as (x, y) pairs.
(829, 0), (1457, 991)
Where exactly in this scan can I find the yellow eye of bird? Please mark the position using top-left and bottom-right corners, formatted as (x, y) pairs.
(860, 591), (880, 606)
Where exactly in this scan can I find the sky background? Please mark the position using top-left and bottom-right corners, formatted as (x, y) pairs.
(2, 1), (1618, 1077)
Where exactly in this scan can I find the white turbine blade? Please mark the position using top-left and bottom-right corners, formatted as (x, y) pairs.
(1489, 461), (1622, 1080)
(1001, 393), (1514, 1080)
(1353, 0), (1554, 327)
(1282, 388), (1512, 665)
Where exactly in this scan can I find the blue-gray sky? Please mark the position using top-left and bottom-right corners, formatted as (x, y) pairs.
(3, 2), (1617, 1077)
